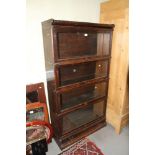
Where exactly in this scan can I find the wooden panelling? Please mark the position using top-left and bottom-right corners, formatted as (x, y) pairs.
(100, 0), (129, 134)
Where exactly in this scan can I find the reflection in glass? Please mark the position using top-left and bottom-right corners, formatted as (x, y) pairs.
(57, 32), (111, 59)
(60, 82), (107, 110)
(26, 107), (44, 122)
(59, 60), (108, 86)
(62, 101), (105, 133)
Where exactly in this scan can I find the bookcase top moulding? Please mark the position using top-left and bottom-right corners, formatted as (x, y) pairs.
(42, 19), (115, 29)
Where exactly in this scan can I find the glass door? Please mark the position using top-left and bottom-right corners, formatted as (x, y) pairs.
(57, 81), (108, 112)
(57, 59), (109, 86)
(60, 100), (106, 134)
(53, 26), (112, 61)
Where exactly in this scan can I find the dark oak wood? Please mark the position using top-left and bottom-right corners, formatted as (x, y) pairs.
(60, 121), (106, 149)
(50, 19), (115, 29)
(42, 19), (114, 149)
(56, 77), (109, 93)
(57, 96), (106, 117)
(54, 55), (110, 65)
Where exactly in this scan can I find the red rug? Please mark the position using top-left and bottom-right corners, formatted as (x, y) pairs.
(59, 138), (104, 155)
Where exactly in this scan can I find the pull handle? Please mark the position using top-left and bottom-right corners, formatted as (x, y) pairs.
(73, 69), (77, 73)
(84, 33), (88, 37)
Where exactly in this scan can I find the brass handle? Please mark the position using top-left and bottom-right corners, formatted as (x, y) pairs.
(84, 33), (88, 37)
(73, 69), (77, 72)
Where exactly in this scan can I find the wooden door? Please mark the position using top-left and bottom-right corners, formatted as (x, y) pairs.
(100, 0), (129, 133)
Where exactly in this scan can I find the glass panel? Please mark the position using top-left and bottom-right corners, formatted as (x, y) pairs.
(26, 91), (39, 104)
(59, 60), (108, 86)
(103, 32), (111, 56)
(26, 107), (44, 122)
(62, 100), (105, 133)
(60, 82), (107, 110)
(57, 31), (111, 59)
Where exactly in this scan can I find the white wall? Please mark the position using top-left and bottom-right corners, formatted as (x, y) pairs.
(26, 0), (108, 84)
(26, 0), (108, 119)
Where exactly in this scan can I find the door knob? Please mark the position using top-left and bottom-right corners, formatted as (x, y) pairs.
(73, 69), (77, 72)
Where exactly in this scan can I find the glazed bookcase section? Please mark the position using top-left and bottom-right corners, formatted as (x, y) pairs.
(53, 26), (112, 61)
(56, 59), (109, 87)
(57, 81), (107, 112)
(59, 100), (106, 135)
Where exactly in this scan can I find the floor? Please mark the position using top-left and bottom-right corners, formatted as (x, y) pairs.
(47, 124), (129, 155)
